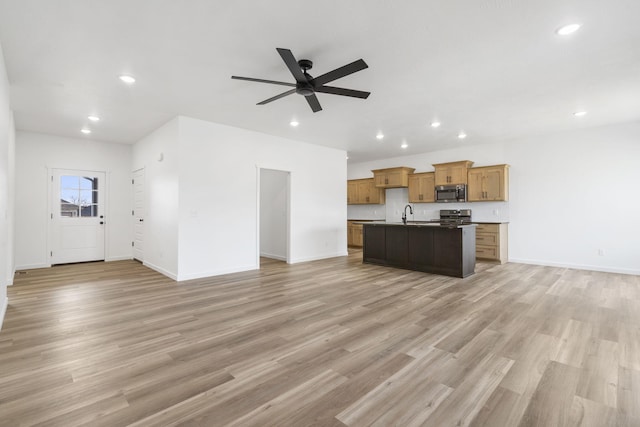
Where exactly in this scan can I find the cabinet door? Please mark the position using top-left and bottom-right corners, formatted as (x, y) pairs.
(347, 181), (358, 204)
(409, 174), (435, 203)
(434, 168), (450, 186)
(483, 168), (504, 201)
(408, 227), (435, 266)
(386, 226), (408, 265)
(357, 180), (371, 204)
(408, 175), (421, 202)
(421, 173), (435, 202)
(367, 181), (383, 204)
(374, 173), (387, 187)
(386, 171), (404, 187)
(363, 226), (386, 262)
(353, 225), (363, 247)
(467, 169), (485, 201)
(449, 165), (468, 185)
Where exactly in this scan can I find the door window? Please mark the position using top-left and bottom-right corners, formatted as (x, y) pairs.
(59, 175), (99, 217)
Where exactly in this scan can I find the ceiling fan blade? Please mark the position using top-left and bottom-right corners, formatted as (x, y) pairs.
(257, 89), (297, 105)
(315, 86), (370, 99)
(311, 59), (368, 86)
(231, 76), (296, 87)
(276, 48), (308, 83)
(305, 94), (322, 113)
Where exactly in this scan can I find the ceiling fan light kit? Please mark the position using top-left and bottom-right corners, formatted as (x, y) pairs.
(232, 48), (370, 113)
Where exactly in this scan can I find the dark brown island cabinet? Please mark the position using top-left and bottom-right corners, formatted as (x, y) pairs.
(362, 223), (477, 278)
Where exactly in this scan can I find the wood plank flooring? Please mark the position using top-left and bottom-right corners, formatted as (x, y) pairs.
(1, 252), (640, 426)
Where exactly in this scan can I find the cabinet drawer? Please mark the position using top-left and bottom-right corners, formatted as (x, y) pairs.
(476, 223), (499, 233)
(476, 232), (498, 246)
(476, 245), (499, 259)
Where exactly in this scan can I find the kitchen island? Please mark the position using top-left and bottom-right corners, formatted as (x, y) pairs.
(361, 222), (477, 278)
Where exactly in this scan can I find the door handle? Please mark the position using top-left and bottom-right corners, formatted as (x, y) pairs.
(100, 221), (104, 225)
(139, 219), (144, 222)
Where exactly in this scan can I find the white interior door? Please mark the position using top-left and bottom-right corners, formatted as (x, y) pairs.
(50, 169), (106, 264)
(132, 168), (145, 261)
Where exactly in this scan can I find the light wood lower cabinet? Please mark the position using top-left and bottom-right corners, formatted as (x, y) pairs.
(475, 223), (508, 263)
(347, 221), (364, 247)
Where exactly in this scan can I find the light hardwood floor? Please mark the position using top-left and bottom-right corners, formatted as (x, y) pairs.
(1, 251), (639, 426)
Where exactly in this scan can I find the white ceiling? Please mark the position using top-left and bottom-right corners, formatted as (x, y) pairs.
(1, 0), (639, 163)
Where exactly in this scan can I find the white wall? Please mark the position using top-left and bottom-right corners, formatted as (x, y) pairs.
(131, 118), (180, 279)
(0, 42), (14, 329)
(260, 169), (288, 261)
(14, 132), (133, 269)
(175, 116), (347, 280)
(348, 121), (640, 274)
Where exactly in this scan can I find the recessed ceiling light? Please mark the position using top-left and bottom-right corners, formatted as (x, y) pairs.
(290, 120), (299, 127)
(556, 23), (581, 36)
(458, 132), (467, 139)
(81, 129), (91, 134)
(376, 132), (384, 140)
(119, 75), (136, 84)
(401, 142), (408, 149)
(87, 115), (100, 122)
(431, 121), (441, 128)
(574, 111), (587, 117)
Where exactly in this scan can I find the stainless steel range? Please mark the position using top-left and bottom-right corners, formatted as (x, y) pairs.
(439, 209), (472, 226)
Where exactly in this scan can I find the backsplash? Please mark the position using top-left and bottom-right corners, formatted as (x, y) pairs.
(347, 187), (510, 222)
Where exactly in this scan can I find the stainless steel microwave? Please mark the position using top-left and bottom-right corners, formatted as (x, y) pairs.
(435, 184), (467, 203)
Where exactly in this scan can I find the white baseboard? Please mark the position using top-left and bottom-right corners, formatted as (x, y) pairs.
(0, 297), (8, 331)
(142, 261), (178, 281)
(106, 255), (134, 262)
(289, 251), (349, 264)
(260, 252), (287, 261)
(14, 263), (50, 271)
(509, 258), (640, 276)
(177, 264), (259, 282)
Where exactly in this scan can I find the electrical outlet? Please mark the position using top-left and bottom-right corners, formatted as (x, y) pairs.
(598, 249), (604, 256)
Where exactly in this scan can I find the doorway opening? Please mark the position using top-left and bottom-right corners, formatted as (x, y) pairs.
(258, 168), (290, 266)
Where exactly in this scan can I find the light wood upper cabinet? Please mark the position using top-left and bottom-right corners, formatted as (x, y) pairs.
(408, 172), (435, 203)
(467, 164), (509, 201)
(433, 160), (474, 185)
(347, 178), (385, 204)
(347, 181), (358, 204)
(372, 167), (415, 188)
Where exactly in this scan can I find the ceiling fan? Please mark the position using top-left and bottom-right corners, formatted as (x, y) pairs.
(232, 48), (370, 113)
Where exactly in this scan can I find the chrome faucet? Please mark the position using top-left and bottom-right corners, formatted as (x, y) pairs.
(402, 204), (413, 225)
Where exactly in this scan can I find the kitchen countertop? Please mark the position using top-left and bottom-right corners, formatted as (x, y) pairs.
(355, 221), (477, 229)
(472, 221), (509, 224)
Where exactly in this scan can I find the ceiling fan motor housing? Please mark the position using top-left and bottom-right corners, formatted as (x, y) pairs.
(296, 59), (315, 96)
(296, 80), (315, 96)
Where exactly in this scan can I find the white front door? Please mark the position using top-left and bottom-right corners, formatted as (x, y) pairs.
(50, 169), (106, 264)
(132, 168), (145, 261)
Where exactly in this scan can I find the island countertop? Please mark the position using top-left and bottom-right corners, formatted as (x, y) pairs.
(354, 221), (477, 229)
